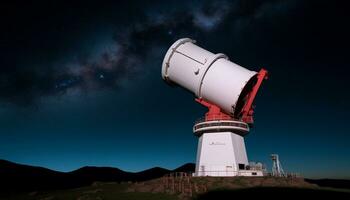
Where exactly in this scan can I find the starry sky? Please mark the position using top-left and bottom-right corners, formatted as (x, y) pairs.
(1, 0), (349, 179)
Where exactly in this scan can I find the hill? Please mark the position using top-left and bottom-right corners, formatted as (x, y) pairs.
(1, 159), (349, 199)
(0, 159), (194, 193)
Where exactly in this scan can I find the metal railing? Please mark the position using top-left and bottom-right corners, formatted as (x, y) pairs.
(193, 121), (249, 131)
(194, 170), (264, 177)
(194, 115), (236, 124)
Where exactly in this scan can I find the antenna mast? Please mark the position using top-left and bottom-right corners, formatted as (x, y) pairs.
(271, 154), (285, 177)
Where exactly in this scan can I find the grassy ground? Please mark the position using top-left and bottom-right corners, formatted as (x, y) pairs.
(1, 182), (177, 200)
(2, 177), (349, 199)
(195, 187), (350, 199)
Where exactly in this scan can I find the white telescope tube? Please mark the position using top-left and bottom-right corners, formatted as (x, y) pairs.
(162, 38), (257, 116)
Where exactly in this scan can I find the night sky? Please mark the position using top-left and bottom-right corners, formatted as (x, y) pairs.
(1, 0), (349, 179)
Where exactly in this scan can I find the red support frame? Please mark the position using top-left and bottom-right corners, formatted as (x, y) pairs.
(195, 68), (268, 124)
(240, 68), (268, 124)
(195, 98), (232, 121)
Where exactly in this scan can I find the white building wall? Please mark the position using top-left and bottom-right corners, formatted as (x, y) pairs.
(231, 133), (249, 168)
(195, 132), (249, 177)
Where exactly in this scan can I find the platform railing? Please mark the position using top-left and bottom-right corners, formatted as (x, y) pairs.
(193, 120), (249, 131)
(193, 170), (265, 177)
(194, 115), (237, 124)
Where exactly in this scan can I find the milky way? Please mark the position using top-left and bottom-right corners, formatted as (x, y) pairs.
(0, 0), (300, 106)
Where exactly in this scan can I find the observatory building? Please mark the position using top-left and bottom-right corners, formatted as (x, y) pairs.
(162, 38), (267, 176)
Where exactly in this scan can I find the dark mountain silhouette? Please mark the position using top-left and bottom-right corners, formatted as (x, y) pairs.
(68, 166), (132, 182)
(0, 159), (195, 193)
(2, 159), (348, 195)
(0, 159), (73, 191)
(134, 167), (171, 181)
(173, 163), (195, 172)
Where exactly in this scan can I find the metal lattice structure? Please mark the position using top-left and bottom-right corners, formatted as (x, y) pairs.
(271, 154), (285, 177)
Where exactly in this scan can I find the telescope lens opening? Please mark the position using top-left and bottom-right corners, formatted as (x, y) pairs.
(234, 75), (258, 119)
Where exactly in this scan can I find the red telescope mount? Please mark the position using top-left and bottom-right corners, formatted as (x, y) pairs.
(196, 69), (268, 125)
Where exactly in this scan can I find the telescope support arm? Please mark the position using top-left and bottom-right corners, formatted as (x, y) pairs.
(195, 98), (232, 121)
(241, 68), (268, 124)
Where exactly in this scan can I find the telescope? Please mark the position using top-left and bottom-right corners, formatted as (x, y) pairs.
(162, 38), (267, 124)
(162, 38), (268, 176)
